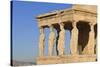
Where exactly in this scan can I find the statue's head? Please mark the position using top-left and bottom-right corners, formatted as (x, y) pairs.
(49, 24), (54, 32)
(60, 23), (64, 30)
(39, 27), (44, 33)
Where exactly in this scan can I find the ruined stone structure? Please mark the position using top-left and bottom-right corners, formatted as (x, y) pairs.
(36, 4), (97, 64)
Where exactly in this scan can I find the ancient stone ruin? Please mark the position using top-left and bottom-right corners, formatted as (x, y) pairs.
(36, 4), (97, 64)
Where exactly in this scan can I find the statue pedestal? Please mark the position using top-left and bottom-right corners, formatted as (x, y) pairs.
(36, 55), (96, 65)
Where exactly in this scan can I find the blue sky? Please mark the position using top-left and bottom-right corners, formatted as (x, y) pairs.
(12, 1), (72, 63)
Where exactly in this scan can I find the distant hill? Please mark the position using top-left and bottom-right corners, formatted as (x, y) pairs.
(11, 60), (36, 66)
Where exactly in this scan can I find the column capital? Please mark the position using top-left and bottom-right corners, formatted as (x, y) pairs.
(72, 19), (79, 23)
(59, 22), (64, 26)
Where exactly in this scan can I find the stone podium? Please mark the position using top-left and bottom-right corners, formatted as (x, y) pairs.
(36, 4), (97, 64)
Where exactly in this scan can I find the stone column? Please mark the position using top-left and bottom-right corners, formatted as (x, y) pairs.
(70, 22), (78, 55)
(39, 27), (45, 56)
(58, 23), (66, 55)
(48, 25), (56, 56)
(82, 23), (95, 54)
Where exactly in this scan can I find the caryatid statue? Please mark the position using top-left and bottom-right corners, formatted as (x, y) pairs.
(82, 23), (95, 54)
(39, 27), (45, 57)
(58, 23), (66, 55)
(48, 25), (56, 56)
(70, 22), (78, 55)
